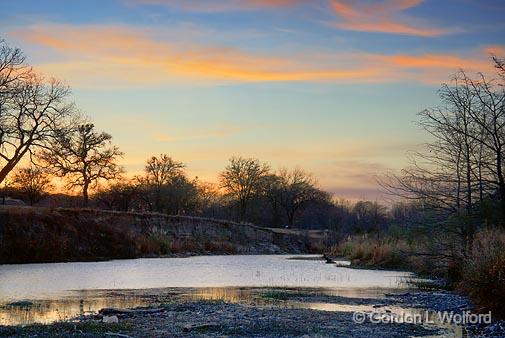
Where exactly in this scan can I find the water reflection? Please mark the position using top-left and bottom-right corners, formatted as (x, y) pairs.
(0, 294), (150, 325)
(0, 255), (412, 301)
(0, 287), (465, 338)
(0, 255), (415, 326)
(0, 287), (409, 326)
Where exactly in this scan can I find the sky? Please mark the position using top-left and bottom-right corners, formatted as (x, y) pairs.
(1, 0), (504, 200)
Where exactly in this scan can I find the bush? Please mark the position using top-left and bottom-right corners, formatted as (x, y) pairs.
(460, 229), (505, 318)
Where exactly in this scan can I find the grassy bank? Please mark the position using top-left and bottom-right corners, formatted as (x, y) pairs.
(460, 229), (505, 318)
(0, 206), (317, 264)
(328, 233), (437, 275)
(329, 228), (505, 318)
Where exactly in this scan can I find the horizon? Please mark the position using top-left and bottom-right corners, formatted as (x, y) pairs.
(1, 0), (504, 200)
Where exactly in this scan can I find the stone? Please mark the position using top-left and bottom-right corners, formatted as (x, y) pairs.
(182, 322), (220, 332)
(103, 315), (119, 324)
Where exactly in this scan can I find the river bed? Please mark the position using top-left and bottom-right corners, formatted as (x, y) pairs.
(0, 255), (470, 337)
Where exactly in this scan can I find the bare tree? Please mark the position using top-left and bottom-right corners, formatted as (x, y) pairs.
(381, 57), (505, 261)
(11, 165), (53, 205)
(96, 180), (138, 211)
(39, 123), (123, 205)
(460, 68), (505, 221)
(136, 154), (186, 212)
(195, 180), (222, 216)
(493, 56), (505, 79)
(275, 168), (328, 226)
(219, 156), (270, 221)
(142, 154), (185, 186)
(0, 40), (30, 93)
(0, 40), (75, 184)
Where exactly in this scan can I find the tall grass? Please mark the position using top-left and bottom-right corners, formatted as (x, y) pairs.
(331, 228), (505, 318)
(460, 229), (505, 317)
(329, 234), (411, 269)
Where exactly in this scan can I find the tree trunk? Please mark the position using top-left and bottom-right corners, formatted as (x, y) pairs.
(496, 148), (505, 226)
(287, 211), (294, 226)
(83, 181), (89, 206)
(0, 144), (31, 184)
(239, 199), (247, 222)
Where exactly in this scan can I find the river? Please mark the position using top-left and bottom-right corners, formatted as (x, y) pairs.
(0, 254), (415, 326)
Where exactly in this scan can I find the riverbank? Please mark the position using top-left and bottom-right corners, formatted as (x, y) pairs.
(329, 231), (505, 319)
(1, 287), (503, 337)
(0, 206), (326, 264)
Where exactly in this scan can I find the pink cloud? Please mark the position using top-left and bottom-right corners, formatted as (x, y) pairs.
(330, 0), (459, 36)
(10, 24), (498, 87)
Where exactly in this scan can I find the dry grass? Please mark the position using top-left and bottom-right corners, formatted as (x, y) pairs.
(331, 228), (505, 318)
(329, 234), (411, 269)
(460, 228), (505, 317)
(0, 206), (310, 263)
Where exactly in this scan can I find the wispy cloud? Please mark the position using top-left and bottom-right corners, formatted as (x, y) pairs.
(330, 0), (459, 36)
(10, 24), (497, 87)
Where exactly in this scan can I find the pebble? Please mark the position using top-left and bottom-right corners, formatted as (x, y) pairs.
(103, 315), (119, 324)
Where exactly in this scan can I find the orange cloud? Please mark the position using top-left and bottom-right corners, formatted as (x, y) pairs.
(11, 24), (388, 85)
(330, 0), (457, 36)
(379, 54), (490, 70)
(10, 24), (498, 87)
(486, 45), (505, 56)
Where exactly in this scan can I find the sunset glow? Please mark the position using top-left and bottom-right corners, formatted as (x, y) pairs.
(2, 0), (504, 199)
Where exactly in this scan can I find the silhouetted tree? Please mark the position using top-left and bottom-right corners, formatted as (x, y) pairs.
(381, 57), (505, 262)
(39, 123), (123, 205)
(274, 168), (328, 226)
(352, 201), (388, 236)
(0, 39), (30, 93)
(219, 156), (270, 221)
(195, 180), (222, 217)
(11, 165), (53, 205)
(136, 154), (186, 212)
(95, 180), (138, 211)
(0, 40), (75, 184)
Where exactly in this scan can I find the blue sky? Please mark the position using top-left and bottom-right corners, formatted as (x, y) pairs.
(1, 0), (504, 199)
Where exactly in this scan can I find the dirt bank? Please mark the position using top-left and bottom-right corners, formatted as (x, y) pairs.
(0, 206), (320, 264)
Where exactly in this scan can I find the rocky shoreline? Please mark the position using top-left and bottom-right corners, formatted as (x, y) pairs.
(1, 288), (504, 337)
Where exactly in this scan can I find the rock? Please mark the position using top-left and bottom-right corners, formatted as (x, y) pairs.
(104, 333), (132, 337)
(100, 307), (165, 315)
(103, 315), (119, 324)
(100, 308), (133, 315)
(182, 322), (220, 332)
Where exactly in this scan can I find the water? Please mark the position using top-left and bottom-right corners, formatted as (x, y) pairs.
(0, 255), (414, 326)
(0, 255), (411, 301)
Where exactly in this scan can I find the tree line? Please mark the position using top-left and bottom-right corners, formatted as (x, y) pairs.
(2, 38), (504, 237)
(381, 56), (505, 268)
(0, 39), (335, 227)
(0, 40), (123, 206)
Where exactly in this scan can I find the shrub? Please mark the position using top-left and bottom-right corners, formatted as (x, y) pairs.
(460, 228), (505, 318)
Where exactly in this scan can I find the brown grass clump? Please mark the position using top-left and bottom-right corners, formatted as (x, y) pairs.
(460, 228), (505, 318)
(329, 234), (410, 269)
